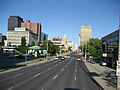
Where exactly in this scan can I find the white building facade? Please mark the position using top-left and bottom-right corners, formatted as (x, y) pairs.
(7, 27), (38, 46)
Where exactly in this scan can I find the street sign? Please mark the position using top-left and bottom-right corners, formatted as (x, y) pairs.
(116, 61), (120, 76)
(43, 50), (47, 54)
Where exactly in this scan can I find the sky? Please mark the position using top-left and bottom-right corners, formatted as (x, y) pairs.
(0, 0), (120, 44)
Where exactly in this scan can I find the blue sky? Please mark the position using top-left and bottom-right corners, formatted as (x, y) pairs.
(0, 0), (120, 43)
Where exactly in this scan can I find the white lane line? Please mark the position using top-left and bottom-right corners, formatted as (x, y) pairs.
(13, 73), (23, 77)
(61, 68), (64, 71)
(41, 89), (44, 90)
(33, 73), (41, 77)
(35, 67), (41, 70)
(75, 69), (77, 73)
(55, 64), (58, 67)
(75, 76), (77, 80)
(48, 67), (52, 70)
(53, 75), (58, 79)
(8, 86), (14, 90)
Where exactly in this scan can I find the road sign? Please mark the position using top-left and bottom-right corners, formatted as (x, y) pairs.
(117, 61), (120, 76)
(43, 50), (47, 54)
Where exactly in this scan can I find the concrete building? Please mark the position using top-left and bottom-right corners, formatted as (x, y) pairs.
(21, 20), (41, 43)
(68, 41), (78, 51)
(8, 16), (23, 31)
(7, 27), (38, 46)
(80, 25), (92, 46)
(52, 35), (68, 51)
(102, 30), (119, 68)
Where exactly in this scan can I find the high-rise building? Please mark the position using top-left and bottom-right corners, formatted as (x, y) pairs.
(21, 20), (41, 43)
(80, 25), (92, 46)
(8, 16), (23, 31)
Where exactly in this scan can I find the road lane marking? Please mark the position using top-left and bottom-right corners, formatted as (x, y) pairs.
(75, 69), (77, 73)
(41, 89), (44, 90)
(35, 67), (41, 69)
(13, 73), (23, 77)
(53, 75), (58, 79)
(48, 67), (52, 70)
(61, 68), (64, 71)
(75, 76), (77, 80)
(8, 87), (14, 90)
(33, 73), (41, 77)
(55, 64), (58, 66)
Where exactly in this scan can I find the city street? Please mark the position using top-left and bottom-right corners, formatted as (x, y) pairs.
(0, 56), (102, 90)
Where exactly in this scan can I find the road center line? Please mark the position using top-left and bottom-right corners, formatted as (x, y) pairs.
(53, 75), (58, 79)
(8, 86), (14, 90)
(55, 64), (58, 66)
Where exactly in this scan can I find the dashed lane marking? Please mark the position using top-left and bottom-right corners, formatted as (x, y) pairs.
(8, 86), (14, 90)
(33, 73), (41, 77)
(75, 76), (77, 80)
(53, 75), (58, 79)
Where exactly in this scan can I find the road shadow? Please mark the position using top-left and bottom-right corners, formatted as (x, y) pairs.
(0, 64), (26, 72)
(89, 72), (100, 77)
(101, 70), (116, 88)
(0, 55), (43, 70)
(64, 88), (82, 90)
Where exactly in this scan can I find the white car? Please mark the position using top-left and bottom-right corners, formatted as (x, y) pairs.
(100, 62), (107, 66)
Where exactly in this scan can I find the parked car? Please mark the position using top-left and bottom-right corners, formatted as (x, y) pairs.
(100, 61), (107, 66)
(58, 56), (65, 60)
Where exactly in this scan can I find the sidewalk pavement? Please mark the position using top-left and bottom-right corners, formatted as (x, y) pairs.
(84, 60), (116, 90)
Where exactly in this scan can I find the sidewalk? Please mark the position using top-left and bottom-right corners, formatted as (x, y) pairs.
(84, 60), (116, 90)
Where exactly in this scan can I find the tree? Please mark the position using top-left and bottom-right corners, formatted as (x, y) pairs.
(20, 37), (27, 54)
(41, 40), (60, 55)
(37, 42), (40, 46)
(31, 41), (35, 46)
(87, 38), (102, 60)
(68, 46), (72, 51)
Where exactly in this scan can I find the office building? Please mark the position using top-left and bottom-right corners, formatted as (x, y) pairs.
(80, 25), (92, 46)
(52, 35), (68, 51)
(8, 16), (23, 31)
(21, 20), (41, 43)
(7, 27), (38, 46)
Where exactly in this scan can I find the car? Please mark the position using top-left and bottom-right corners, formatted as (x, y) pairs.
(58, 56), (65, 60)
(77, 58), (81, 61)
(100, 61), (107, 66)
(54, 57), (59, 60)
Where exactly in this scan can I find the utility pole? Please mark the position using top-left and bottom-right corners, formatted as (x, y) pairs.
(85, 44), (87, 61)
(117, 13), (120, 90)
(46, 40), (48, 60)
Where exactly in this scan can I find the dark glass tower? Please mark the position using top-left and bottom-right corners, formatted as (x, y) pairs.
(8, 16), (23, 31)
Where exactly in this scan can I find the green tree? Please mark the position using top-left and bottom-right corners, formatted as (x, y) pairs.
(68, 46), (72, 51)
(31, 41), (35, 46)
(20, 37), (27, 54)
(41, 40), (60, 55)
(87, 38), (102, 60)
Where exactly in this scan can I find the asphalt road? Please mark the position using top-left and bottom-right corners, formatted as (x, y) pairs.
(0, 56), (102, 90)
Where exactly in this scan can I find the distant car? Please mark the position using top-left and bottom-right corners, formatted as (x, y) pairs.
(54, 57), (59, 60)
(59, 56), (65, 60)
(100, 61), (107, 66)
(77, 58), (81, 61)
(64, 55), (70, 59)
